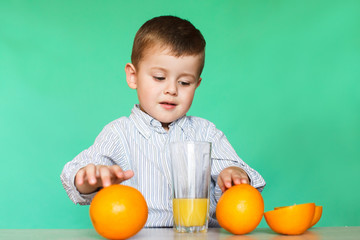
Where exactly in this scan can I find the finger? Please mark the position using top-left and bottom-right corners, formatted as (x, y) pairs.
(110, 165), (124, 179)
(123, 170), (134, 180)
(217, 176), (225, 192)
(229, 167), (250, 185)
(233, 175), (249, 185)
(240, 177), (249, 184)
(110, 169), (134, 185)
(232, 173), (242, 185)
(220, 173), (233, 189)
(232, 171), (248, 185)
(75, 168), (85, 185)
(238, 170), (250, 184)
(99, 166), (112, 187)
(86, 164), (97, 185)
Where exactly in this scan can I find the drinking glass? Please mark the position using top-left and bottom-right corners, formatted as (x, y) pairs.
(169, 141), (212, 233)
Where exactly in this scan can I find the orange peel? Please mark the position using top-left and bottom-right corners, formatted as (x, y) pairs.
(309, 205), (323, 228)
(264, 203), (315, 235)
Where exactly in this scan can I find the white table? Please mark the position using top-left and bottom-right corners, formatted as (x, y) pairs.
(1, 227), (359, 240)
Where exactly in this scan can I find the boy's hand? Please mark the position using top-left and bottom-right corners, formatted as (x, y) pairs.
(75, 164), (134, 194)
(217, 166), (250, 192)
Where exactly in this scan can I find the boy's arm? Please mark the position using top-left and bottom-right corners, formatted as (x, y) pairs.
(60, 123), (128, 205)
(208, 124), (266, 199)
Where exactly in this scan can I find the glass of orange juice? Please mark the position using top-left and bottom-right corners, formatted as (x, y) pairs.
(169, 141), (212, 233)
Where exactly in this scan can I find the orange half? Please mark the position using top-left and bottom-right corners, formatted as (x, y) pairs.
(264, 203), (315, 235)
(309, 206), (323, 228)
(274, 204), (323, 228)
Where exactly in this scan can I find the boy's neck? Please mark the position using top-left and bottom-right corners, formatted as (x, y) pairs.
(161, 123), (170, 131)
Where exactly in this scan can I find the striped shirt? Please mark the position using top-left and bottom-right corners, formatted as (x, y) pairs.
(60, 105), (266, 227)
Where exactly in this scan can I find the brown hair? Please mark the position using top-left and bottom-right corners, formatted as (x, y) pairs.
(131, 16), (206, 74)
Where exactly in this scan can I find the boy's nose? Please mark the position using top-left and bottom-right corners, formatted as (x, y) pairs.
(164, 81), (178, 96)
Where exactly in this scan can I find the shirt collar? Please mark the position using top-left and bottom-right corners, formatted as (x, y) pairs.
(169, 113), (187, 130)
(129, 104), (188, 139)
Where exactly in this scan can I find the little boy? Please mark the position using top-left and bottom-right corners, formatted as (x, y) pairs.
(61, 16), (266, 227)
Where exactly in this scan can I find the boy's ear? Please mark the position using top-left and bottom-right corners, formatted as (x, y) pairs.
(125, 63), (137, 89)
(196, 77), (202, 88)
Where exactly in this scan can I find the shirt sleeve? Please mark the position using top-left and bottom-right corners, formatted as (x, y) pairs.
(208, 123), (266, 201)
(60, 123), (125, 205)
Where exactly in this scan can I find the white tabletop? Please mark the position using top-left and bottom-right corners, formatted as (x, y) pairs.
(1, 227), (359, 240)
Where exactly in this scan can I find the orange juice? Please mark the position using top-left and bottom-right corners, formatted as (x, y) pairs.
(173, 198), (209, 227)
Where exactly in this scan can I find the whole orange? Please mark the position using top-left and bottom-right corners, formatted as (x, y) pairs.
(216, 184), (264, 235)
(89, 184), (148, 240)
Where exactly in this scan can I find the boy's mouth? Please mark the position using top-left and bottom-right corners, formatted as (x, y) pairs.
(160, 101), (177, 109)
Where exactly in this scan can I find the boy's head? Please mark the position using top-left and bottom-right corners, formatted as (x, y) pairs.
(131, 15), (206, 75)
(125, 16), (206, 130)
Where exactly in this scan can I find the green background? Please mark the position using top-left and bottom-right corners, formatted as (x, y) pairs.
(1, 0), (359, 229)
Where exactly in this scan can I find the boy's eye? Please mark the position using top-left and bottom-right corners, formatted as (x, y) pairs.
(179, 81), (190, 86)
(153, 76), (165, 80)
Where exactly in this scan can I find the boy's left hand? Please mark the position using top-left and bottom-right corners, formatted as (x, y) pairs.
(217, 166), (250, 192)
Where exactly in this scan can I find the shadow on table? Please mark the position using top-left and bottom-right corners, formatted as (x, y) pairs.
(270, 230), (320, 240)
(218, 228), (270, 240)
(219, 228), (320, 240)
(220, 235), (256, 240)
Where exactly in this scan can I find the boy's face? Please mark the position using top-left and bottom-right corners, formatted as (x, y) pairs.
(125, 47), (202, 129)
